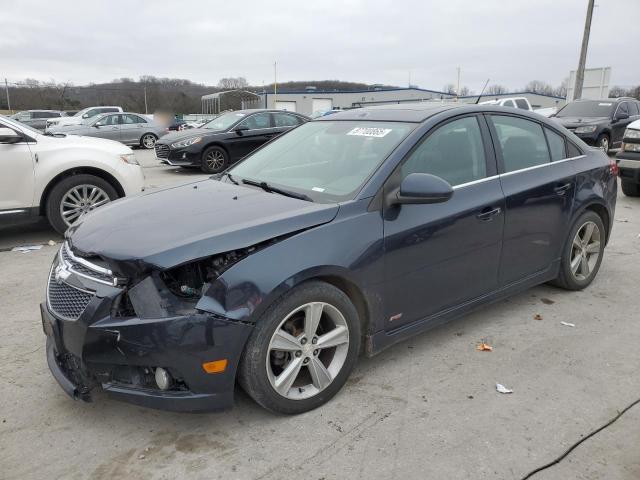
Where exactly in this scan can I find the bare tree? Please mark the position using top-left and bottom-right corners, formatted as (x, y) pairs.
(524, 80), (554, 96)
(608, 85), (629, 98)
(442, 83), (456, 95)
(485, 84), (509, 95)
(217, 77), (249, 90)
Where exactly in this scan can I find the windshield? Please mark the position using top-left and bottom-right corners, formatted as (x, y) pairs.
(228, 120), (415, 202)
(73, 108), (90, 117)
(0, 115), (42, 136)
(201, 112), (248, 131)
(556, 101), (614, 118)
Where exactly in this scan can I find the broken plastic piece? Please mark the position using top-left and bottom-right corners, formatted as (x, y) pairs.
(560, 321), (575, 327)
(496, 383), (513, 394)
(476, 343), (493, 352)
(11, 245), (43, 253)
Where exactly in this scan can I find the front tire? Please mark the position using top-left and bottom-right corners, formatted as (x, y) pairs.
(46, 174), (118, 235)
(238, 281), (361, 414)
(550, 211), (605, 291)
(140, 133), (157, 149)
(201, 146), (228, 174)
(621, 180), (640, 197)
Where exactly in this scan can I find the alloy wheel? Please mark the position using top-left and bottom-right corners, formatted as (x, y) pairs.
(570, 221), (601, 281)
(142, 134), (156, 149)
(205, 150), (225, 171)
(266, 302), (350, 400)
(60, 184), (111, 227)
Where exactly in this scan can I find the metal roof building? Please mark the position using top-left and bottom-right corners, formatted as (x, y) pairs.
(201, 87), (566, 117)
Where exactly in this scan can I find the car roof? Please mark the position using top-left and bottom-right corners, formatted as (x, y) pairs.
(315, 102), (554, 123)
(227, 108), (308, 117)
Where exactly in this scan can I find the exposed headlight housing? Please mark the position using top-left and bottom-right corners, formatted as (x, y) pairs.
(574, 125), (597, 134)
(622, 142), (640, 152)
(624, 129), (640, 140)
(120, 153), (139, 165)
(171, 137), (202, 149)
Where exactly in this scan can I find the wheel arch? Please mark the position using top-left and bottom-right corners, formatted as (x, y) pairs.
(39, 167), (125, 216)
(571, 200), (611, 244)
(202, 141), (229, 158)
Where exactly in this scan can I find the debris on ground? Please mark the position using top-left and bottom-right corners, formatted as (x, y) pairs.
(540, 298), (555, 305)
(138, 454), (145, 460)
(11, 245), (43, 253)
(47, 240), (57, 246)
(560, 321), (575, 327)
(615, 219), (629, 223)
(476, 342), (493, 352)
(496, 383), (513, 394)
(534, 314), (543, 320)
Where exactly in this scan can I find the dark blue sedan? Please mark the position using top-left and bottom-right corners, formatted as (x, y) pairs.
(42, 103), (617, 414)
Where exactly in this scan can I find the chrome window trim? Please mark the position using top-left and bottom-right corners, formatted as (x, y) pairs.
(498, 154), (585, 178)
(451, 154), (586, 189)
(0, 209), (28, 215)
(59, 243), (115, 286)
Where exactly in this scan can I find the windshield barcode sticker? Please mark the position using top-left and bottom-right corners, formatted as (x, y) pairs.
(347, 127), (392, 138)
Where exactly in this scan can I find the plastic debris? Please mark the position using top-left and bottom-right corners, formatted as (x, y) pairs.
(476, 343), (493, 352)
(11, 245), (43, 253)
(534, 314), (543, 320)
(560, 321), (575, 327)
(47, 240), (57, 246)
(496, 383), (513, 394)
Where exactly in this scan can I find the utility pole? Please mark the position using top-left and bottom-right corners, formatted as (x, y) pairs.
(4, 78), (11, 113)
(273, 61), (277, 108)
(456, 67), (461, 99)
(574, 0), (595, 100)
(143, 86), (148, 114)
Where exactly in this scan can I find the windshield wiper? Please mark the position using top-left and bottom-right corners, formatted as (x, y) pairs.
(241, 179), (313, 202)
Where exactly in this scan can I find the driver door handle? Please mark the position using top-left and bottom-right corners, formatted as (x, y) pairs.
(476, 206), (502, 221)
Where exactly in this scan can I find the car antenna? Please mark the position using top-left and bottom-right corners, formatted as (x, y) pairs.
(475, 79), (490, 104)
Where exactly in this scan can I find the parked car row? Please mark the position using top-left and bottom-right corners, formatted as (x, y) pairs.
(47, 112), (166, 149)
(616, 118), (640, 196)
(39, 103), (617, 415)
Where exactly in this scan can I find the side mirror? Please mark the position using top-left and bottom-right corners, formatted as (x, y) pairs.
(387, 173), (454, 206)
(234, 125), (249, 135)
(614, 110), (629, 122)
(0, 127), (22, 144)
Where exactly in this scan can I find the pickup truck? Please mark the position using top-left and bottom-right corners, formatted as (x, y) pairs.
(616, 118), (640, 197)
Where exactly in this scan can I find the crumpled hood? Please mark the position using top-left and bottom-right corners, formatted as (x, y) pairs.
(554, 116), (609, 128)
(68, 179), (339, 270)
(157, 128), (224, 144)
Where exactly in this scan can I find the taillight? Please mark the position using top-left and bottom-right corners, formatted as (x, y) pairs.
(609, 159), (619, 176)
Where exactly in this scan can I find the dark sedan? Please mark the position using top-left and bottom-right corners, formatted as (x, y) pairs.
(43, 104), (616, 414)
(154, 109), (309, 173)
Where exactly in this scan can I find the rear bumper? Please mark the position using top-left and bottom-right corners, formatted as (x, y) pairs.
(41, 298), (252, 412)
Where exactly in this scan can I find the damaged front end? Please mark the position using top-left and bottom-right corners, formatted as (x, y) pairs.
(41, 240), (278, 412)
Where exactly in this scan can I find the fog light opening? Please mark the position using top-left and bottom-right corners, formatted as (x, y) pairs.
(155, 367), (173, 391)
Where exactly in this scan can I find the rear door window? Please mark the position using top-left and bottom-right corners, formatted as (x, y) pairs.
(515, 99), (529, 110)
(273, 113), (302, 127)
(503, 100), (516, 108)
(490, 115), (551, 172)
(628, 102), (639, 116)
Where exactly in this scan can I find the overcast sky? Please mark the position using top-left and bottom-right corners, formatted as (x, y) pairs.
(1, 0), (638, 91)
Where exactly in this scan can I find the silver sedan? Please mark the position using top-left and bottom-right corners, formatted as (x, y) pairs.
(47, 112), (167, 149)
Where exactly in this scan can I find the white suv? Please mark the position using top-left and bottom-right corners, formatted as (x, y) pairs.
(45, 106), (123, 130)
(0, 115), (144, 234)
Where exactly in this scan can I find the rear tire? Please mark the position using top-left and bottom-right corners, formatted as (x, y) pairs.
(140, 133), (157, 149)
(46, 174), (118, 235)
(201, 146), (228, 174)
(550, 211), (605, 291)
(238, 281), (361, 414)
(621, 180), (640, 197)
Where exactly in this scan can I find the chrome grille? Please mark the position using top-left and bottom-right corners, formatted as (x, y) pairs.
(155, 144), (170, 159)
(60, 243), (113, 284)
(60, 242), (114, 285)
(47, 263), (93, 320)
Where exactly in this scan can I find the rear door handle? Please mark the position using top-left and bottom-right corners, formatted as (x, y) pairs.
(554, 183), (572, 195)
(476, 206), (502, 221)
